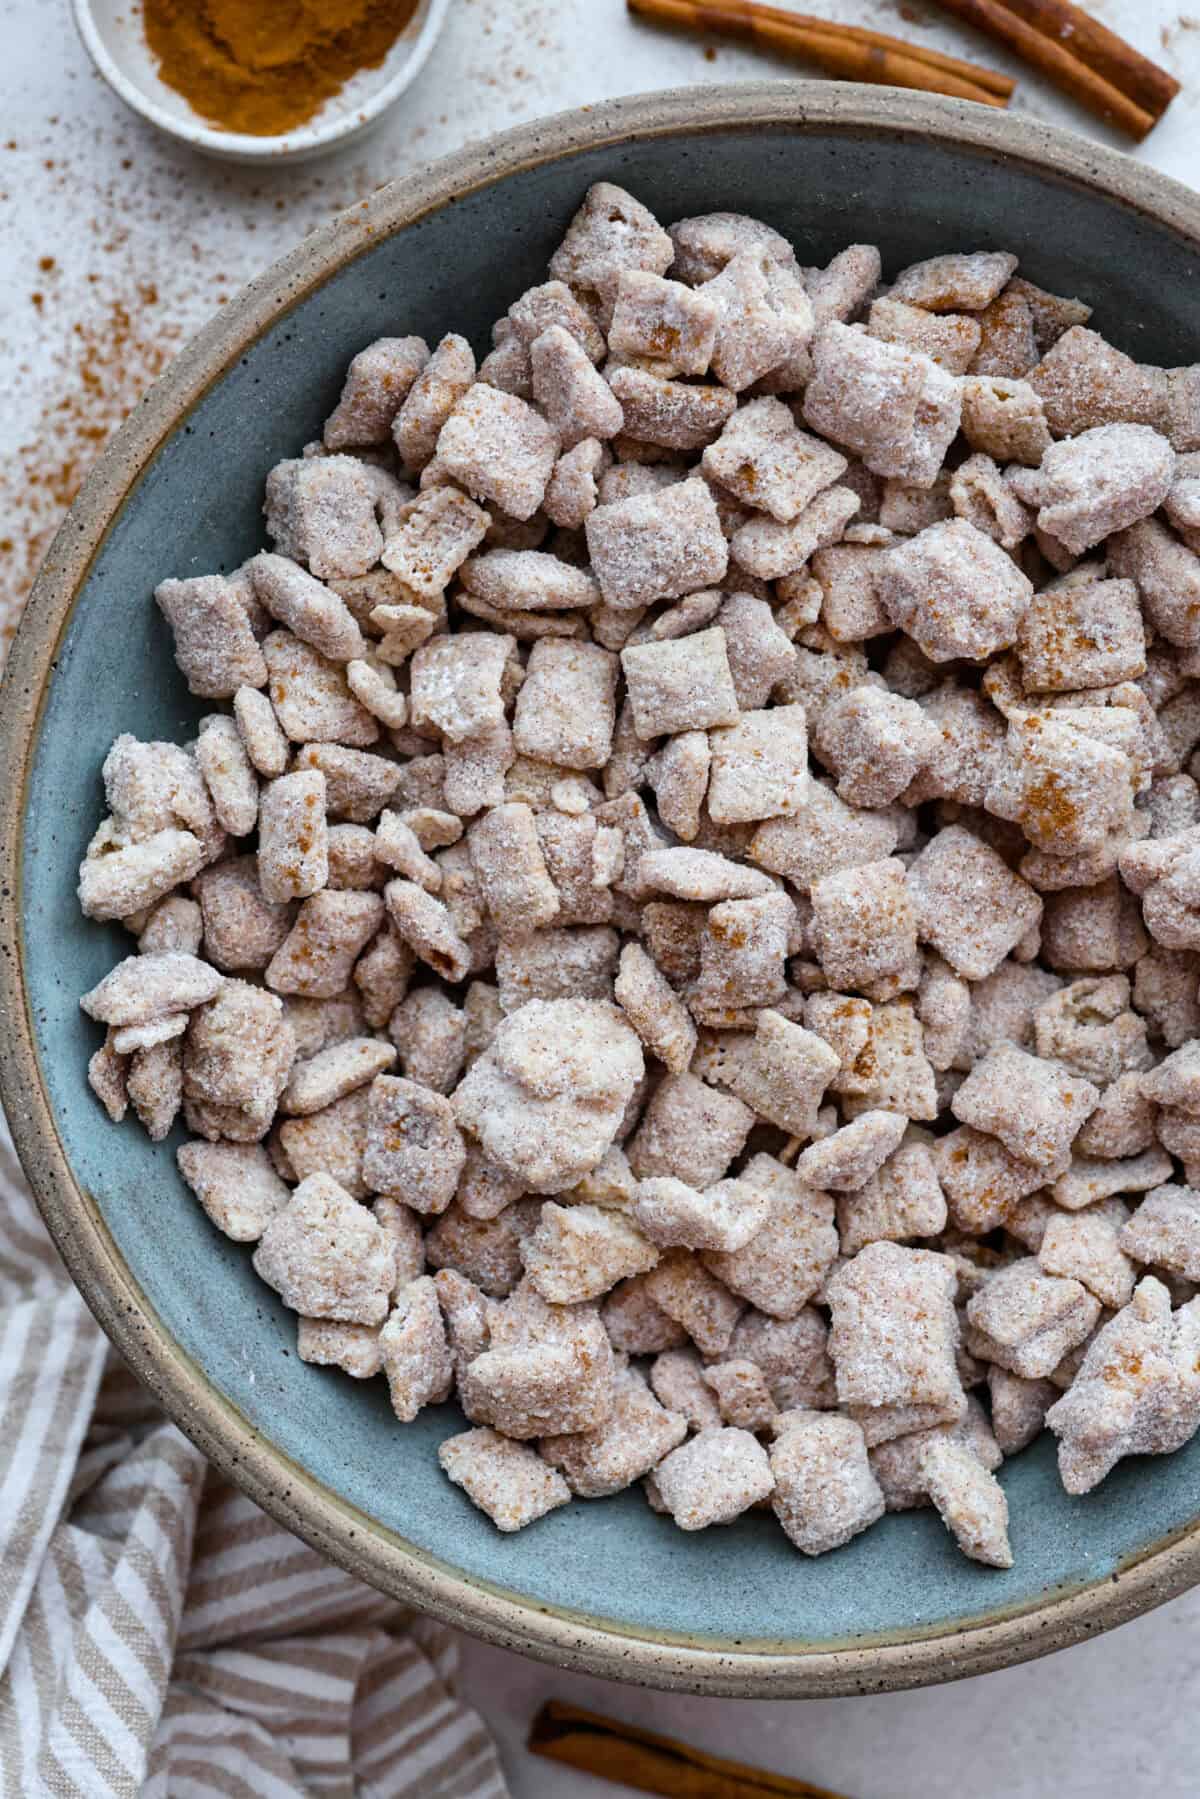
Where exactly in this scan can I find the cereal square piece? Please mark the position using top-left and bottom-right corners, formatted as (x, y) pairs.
(385, 880), (472, 982)
(707, 705), (807, 825)
(248, 552), (366, 664)
(435, 383), (558, 521)
(751, 780), (900, 892)
(378, 1275), (454, 1421)
(530, 326), (625, 447)
(585, 478), (728, 609)
(256, 769), (328, 904)
(620, 628), (739, 738)
(1028, 325), (1165, 437)
(960, 375), (1052, 466)
(1107, 516), (1200, 649)
(182, 980), (294, 1140)
(627, 1072), (755, 1189)
(1039, 1208), (1135, 1310)
(868, 294), (981, 375)
(454, 1000), (643, 1194)
(390, 986), (468, 1092)
(460, 547), (600, 615)
(468, 802), (561, 935)
(668, 212), (797, 285)
(645, 1250), (743, 1355)
(794, 1110), (908, 1193)
(363, 1074), (466, 1215)
(294, 743), (401, 825)
(891, 251), (1017, 312)
(949, 452), (1032, 550)
(544, 438), (606, 528)
(176, 1140), (290, 1243)
(126, 1039), (182, 1141)
(952, 1046), (1098, 1168)
(1118, 1185), (1200, 1281)
(277, 1087), (369, 1198)
(647, 731), (710, 843)
(512, 639), (618, 770)
(702, 251), (811, 392)
(906, 826), (1042, 980)
(1016, 577), (1146, 694)
(380, 485), (490, 601)
(550, 181), (674, 306)
(614, 941), (696, 1073)
(1046, 1277), (1200, 1492)
(233, 685), (290, 778)
(195, 715), (258, 839)
(649, 1347), (723, 1430)
(540, 1364), (688, 1496)
(88, 1040), (128, 1121)
(692, 890), (793, 1014)
(805, 243), (883, 328)
(608, 269), (719, 376)
(717, 593), (797, 709)
(734, 488), (861, 584)
(1008, 424), (1175, 556)
(702, 1359), (776, 1432)
(252, 1172), (394, 1324)
(702, 399), (846, 523)
(729, 1308), (836, 1411)
(815, 688), (941, 809)
(606, 366), (736, 450)
(394, 334), (476, 472)
(880, 520), (1033, 663)
(837, 1138), (947, 1255)
(704, 1155), (838, 1319)
(460, 1282), (616, 1437)
(988, 1366), (1057, 1454)
(602, 1273), (687, 1355)
(520, 1201), (658, 1303)
(932, 1124), (1048, 1233)
(719, 1011), (841, 1138)
(633, 1172), (773, 1254)
(652, 1427), (774, 1529)
(440, 1428), (571, 1531)
(965, 1259), (1101, 1379)
(281, 1036), (396, 1116)
(266, 891), (383, 1000)
(262, 631), (378, 746)
(826, 1242), (963, 1419)
(425, 1198), (537, 1298)
(324, 335), (429, 448)
(1141, 1042), (1200, 1115)
(919, 1438), (1012, 1568)
(803, 322), (924, 468)
(409, 632), (512, 744)
(810, 860), (920, 995)
(264, 456), (383, 580)
(770, 1414), (884, 1555)
(155, 575), (268, 698)
(81, 952), (224, 1028)
(297, 1317), (383, 1380)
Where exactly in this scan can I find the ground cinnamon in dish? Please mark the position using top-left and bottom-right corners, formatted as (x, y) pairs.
(142, 0), (421, 137)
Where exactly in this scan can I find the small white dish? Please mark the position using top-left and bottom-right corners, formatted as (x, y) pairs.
(73, 0), (451, 165)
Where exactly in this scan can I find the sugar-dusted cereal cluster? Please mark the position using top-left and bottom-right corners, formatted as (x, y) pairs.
(80, 185), (1200, 1565)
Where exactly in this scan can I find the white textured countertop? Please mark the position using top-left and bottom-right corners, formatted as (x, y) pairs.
(4, 2), (1200, 1793)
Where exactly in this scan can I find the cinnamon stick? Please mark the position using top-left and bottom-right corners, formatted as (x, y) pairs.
(627, 0), (1014, 107)
(527, 1700), (854, 1798)
(996, 0), (1180, 117)
(932, 0), (1167, 138)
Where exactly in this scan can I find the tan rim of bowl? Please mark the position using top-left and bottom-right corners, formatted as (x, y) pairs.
(4, 83), (1200, 1698)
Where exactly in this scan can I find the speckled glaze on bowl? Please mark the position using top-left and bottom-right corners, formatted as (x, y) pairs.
(4, 85), (1200, 1699)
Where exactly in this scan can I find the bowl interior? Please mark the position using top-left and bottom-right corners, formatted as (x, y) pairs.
(80, 0), (440, 153)
(20, 112), (1200, 1665)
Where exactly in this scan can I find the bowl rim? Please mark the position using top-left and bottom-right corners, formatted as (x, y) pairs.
(5, 80), (1200, 1698)
(71, 0), (451, 160)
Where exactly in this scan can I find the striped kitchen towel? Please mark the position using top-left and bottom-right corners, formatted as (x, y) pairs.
(0, 1119), (509, 1799)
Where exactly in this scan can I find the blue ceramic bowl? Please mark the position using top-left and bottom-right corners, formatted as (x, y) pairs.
(4, 85), (1200, 1696)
